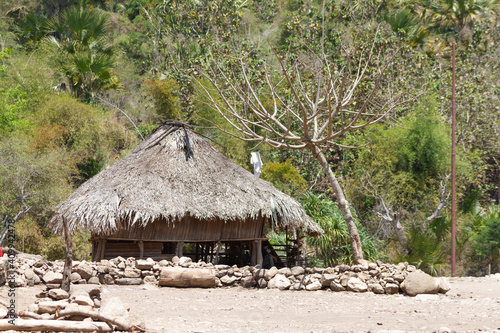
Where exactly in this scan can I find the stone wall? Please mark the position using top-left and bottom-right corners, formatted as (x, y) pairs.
(3, 255), (450, 295)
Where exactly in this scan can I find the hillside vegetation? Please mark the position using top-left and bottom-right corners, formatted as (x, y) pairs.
(0, 0), (498, 276)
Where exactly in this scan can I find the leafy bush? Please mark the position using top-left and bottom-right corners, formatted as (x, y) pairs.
(465, 205), (500, 274)
(261, 160), (308, 196)
(301, 192), (381, 266)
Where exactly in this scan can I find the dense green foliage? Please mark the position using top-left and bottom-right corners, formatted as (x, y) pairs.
(0, 0), (498, 273)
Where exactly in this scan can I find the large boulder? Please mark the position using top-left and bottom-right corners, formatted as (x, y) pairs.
(159, 267), (215, 288)
(404, 271), (440, 296)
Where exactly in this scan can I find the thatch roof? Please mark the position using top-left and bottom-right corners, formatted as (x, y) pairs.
(51, 123), (323, 237)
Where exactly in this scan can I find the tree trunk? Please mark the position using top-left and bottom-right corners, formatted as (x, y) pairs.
(61, 216), (72, 292)
(0, 319), (113, 332)
(309, 145), (364, 264)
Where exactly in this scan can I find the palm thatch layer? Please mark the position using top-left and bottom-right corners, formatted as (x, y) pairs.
(51, 124), (322, 237)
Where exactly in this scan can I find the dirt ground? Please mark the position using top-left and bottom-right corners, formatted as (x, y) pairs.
(6, 274), (500, 333)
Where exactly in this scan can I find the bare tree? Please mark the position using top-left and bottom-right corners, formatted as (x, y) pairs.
(195, 24), (407, 264)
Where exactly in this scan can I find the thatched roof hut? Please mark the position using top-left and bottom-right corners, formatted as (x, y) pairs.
(52, 123), (322, 264)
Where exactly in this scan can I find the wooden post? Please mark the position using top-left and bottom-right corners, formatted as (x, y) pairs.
(99, 239), (106, 261)
(91, 241), (97, 262)
(138, 241), (144, 259)
(61, 216), (72, 292)
(251, 240), (257, 266)
(214, 241), (222, 264)
(176, 242), (184, 257)
(256, 239), (263, 266)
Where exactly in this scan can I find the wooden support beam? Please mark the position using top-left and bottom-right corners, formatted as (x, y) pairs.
(176, 242), (184, 257)
(256, 239), (263, 266)
(214, 241), (222, 264)
(138, 240), (144, 259)
(99, 239), (106, 261)
(251, 241), (257, 266)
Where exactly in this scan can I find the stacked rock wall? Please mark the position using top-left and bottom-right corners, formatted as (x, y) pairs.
(1, 256), (450, 295)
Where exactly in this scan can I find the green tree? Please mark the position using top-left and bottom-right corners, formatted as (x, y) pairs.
(46, 6), (120, 100)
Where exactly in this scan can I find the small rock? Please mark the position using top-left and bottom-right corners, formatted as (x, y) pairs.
(347, 277), (368, 292)
(220, 275), (238, 285)
(74, 262), (93, 280)
(240, 275), (256, 288)
(306, 280), (322, 291)
(267, 274), (291, 290)
(38, 300), (69, 314)
(100, 297), (130, 322)
(42, 271), (63, 284)
(24, 268), (35, 280)
(158, 260), (169, 267)
(96, 265), (110, 274)
(278, 267), (292, 277)
(371, 283), (385, 294)
(438, 277), (451, 294)
(264, 266), (278, 281)
(290, 266), (305, 276)
(385, 283), (400, 294)
(256, 278), (267, 288)
(337, 264), (351, 272)
(72, 294), (94, 307)
(115, 278), (143, 285)
(46, 283), (62, 289)
(321, 274), (338, 287)
(124, 268), (141, 278)
(14, 274), (27, 287)
(88, 277), (100, 285)
(136, 259), (155, 270)
(125, 257), (136, 268)
(48, 289), (69, 300)
(330, 281), (345, 292)
(0, 304), (7, 318)
(70, 272), (81, 283)
(143, 276), (157, 284)
(69, 284), (102, 298)
(178, 256), (192, 267)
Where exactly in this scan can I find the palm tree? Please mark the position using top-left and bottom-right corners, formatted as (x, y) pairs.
(408, 0), (500, 47)
(46, 6), (119, 100)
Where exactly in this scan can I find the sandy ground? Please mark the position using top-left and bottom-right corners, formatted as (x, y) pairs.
(5, 274), (500, 333)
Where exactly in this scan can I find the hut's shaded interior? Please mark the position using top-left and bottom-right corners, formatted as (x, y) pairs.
(91, 217), (304, 267)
